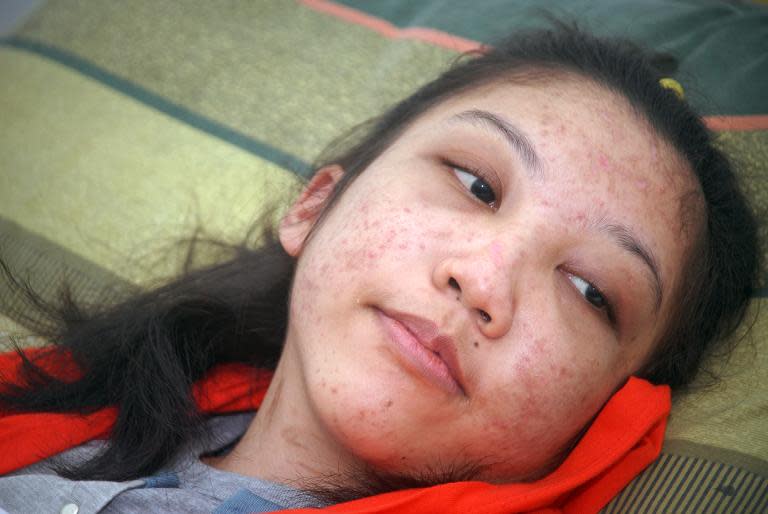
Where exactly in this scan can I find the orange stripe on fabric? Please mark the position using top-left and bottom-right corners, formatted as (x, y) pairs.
(705, 115), (768, 131)
(302, 1), (768, 129)
(300, 0), (482, 52)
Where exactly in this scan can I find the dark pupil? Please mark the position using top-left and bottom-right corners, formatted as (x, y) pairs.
(585, 285), (606, 308)
(470, 179), (495, 204)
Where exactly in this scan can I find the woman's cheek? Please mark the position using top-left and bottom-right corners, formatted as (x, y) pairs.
(481, 335), (611, 443)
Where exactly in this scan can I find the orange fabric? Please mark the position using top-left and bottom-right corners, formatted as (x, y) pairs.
(0, 349), (670, 514)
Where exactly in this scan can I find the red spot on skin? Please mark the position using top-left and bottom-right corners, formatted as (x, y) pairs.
(418, 243), (426, 251)
(366, 250), (377, 260)
(597, 152), (610, 170)
(572, 213), (587, 225)
(331, 387), (338, 395)
(473, 341), (479, 348)
(429, 229), (454, 239)
(398, 243), (408, 250)
(403, 207), (412, 214)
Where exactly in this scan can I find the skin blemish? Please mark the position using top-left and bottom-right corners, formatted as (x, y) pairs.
(330, 387), (338, 395)
(429, 229), (454, 239)
(473, 341), (479, 348)
(597, 152), (610, 170)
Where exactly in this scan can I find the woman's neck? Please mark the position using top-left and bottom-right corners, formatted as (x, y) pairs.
(204, 341), (359, 486)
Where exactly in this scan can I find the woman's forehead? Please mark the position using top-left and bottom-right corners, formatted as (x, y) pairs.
(425, 78), (656, 151)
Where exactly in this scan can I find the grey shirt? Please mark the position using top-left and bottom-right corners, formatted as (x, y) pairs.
(0, 413), (327, 513)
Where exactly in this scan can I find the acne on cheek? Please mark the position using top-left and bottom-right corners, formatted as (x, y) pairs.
(327, 195), (470, 277)
(597, 152), (610, 171)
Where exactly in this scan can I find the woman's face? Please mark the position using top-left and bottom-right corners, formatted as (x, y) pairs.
(279, 77), (698, 481)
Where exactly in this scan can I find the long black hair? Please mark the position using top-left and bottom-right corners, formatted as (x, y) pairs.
(0, 23), (761, 483)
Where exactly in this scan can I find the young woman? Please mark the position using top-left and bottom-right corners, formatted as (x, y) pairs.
(0, 24), (760, 514)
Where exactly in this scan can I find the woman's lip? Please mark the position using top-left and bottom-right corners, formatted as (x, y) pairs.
(374, 308), (466, 396)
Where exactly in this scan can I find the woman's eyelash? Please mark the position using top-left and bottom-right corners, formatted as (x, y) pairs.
(444, 161), (498, 208)
(567, 273), (617, 325)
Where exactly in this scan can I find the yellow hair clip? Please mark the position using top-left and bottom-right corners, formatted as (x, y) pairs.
(659, 78), (685, 100)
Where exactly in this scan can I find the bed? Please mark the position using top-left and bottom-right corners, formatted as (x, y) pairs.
(0, 1), (766, 512)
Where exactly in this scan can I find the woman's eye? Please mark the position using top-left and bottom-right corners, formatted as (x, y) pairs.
(451, 166), (497, 207)
(568, 273), (610, 312)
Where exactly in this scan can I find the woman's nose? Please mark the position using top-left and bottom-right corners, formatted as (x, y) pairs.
(432, 242), (517, 339)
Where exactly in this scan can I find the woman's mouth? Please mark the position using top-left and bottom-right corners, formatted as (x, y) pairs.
(374, 308), (466, 396)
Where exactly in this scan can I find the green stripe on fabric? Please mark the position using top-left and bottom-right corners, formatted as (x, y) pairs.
(0, 217), (136, 332)
(11, 0), (455, 165)
(0, 46), (298, 285)
(0, 37), (311, 177)
(600, 452), (768, 513)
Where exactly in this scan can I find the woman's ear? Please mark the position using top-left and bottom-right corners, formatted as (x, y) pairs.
(279, 165), (344, 257)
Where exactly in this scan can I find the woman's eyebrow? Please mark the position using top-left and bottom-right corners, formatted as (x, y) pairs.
(449, 109), (543, 178)
(601, 223), (664, 312)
